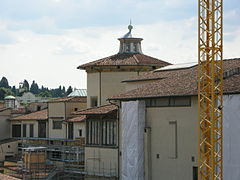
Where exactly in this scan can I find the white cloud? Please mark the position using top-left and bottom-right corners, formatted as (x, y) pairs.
(0, 16), (239, 89)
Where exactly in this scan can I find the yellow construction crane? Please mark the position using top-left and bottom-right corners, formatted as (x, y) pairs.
(198, 0), (223, 179)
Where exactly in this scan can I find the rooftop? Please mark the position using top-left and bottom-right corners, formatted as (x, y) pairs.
(11, 108), (26, 114)
(68, 89), (87, 97)
(4, 95), (16, 100)
(73, 104), (118, 115)
(110, 58), (240, 100)
(78, 53), (170, 70)
(48, 96), (87, 103)
(11, 109), (48, 121)
(66, 115), (86, 122)
(0, 107), (10, 112)
(0, 173), (21, 180)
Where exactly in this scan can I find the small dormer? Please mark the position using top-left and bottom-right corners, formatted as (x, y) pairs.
(118, 24), (143, 54)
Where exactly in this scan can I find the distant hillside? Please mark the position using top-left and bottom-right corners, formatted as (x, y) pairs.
(0, 76), (73, 100)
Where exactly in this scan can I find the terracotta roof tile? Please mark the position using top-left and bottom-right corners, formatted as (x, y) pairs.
(11, 108), (26, 114)
(48, 96), (86, 103)
(77, 53), (171, 69)
(0, 108), (10, 112)
(11, 109), (48, 121)
(110, 58), (240, 100)
(66, 115), (86, 122)
(0, 173), (21, 180)
(73, 104), (118, 115)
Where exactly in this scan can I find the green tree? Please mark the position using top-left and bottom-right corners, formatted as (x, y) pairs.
(30, 80), (39, 94)
(11, 86), (17, 96)
(0, 88), (13, 100)
(66, 86), (73, 95)
(39, 91), (52, 97)
(22, 80), (29, 92)
(0, 77), (9, 88)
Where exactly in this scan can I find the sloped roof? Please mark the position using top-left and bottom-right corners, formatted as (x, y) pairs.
(66, 115), (86, 122)
(110, 58), (240, 100)
(73, 104), (117, 115)
(77, 53), (171, 69)
(11, 108), (26, 114)
(48, 96), (86, 103)
(11, 109), (48, 121)
(0, 108), (10, 112)
(68, 89), (87, 97)
(0, 173), (21, 180)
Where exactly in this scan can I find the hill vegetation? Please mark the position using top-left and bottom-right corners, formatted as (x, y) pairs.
(0, 76), (73, 100)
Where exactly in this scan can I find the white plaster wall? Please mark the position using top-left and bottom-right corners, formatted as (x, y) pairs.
(223, 94), (240, 180)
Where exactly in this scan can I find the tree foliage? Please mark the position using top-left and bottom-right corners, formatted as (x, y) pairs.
(66, 86), (73, 95)
(22, 80), (29, 92)
(0, 88), (13, 100)
(30, 80), (39, 94)
(0, 76), (75, 99)
(0, 77), (9, 88)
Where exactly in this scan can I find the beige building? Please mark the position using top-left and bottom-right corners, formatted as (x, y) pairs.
(10, 109), (48, 138)
(0, 108), (12, 140)
(0, 108), (19, 162)
(78, 25), (170, 108)
(66, 115), (86, 141)
(76, 25), (170, 179)
(48, 96), (87, 139)
(73, 104), (118, 178)
(110, 58), (240, 180)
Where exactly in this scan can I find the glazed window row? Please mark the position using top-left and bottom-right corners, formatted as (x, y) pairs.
(86, 120), (117, 146)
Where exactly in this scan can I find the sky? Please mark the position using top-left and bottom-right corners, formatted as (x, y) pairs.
(0, 0), (239, 89)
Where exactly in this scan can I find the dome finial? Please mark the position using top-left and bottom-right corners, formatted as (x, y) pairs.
(128, 19), (133, 32)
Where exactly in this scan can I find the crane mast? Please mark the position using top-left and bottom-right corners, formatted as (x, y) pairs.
(198, 0), (223, 179)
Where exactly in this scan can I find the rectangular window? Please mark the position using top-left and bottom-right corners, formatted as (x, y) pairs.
(23, 124), (27, 137)
(53, 121), (62, 129)
(12, 124), (21, 137)
(86, 120), (117, 146)
(38, 121), (46, 138)
(170, 97), (191, 106)
(168, 121), (177, 159)
(146, 97), (191, 107)
(79, 129), (82, 137)
(90, 96), (98, 107)
(29, 124), (34, 137)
